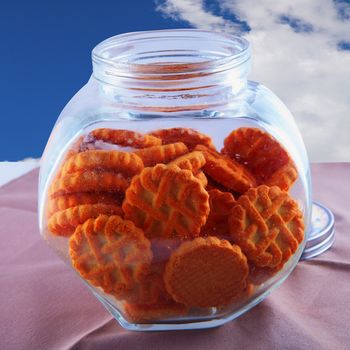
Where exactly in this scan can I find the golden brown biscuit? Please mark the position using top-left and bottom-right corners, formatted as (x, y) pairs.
(48, 203), (123, 236)
(229, 185), (304, 268)
(222, 127), (297, 191)
(201, 189), (236, 238)
(123, 164), (209, 240)
(69, 215), (152, 300)
(134, 142), (188, 167)
(150, 127), (215, 150)
(46, 192), (121, 218)
(90, 128), (161, 148)
(49, 170), (129, 198)
(195, 145), (256, 194)
(164, 237), (249, 308)
(61, 150), (144, 177)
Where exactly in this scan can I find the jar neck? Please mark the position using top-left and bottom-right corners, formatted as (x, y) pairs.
(92, 30), (251, 112)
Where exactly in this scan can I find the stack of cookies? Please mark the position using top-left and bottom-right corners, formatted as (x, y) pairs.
(46, 127), (304, 322)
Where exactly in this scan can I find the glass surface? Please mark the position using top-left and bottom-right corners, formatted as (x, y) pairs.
(38, 29), (312, 330)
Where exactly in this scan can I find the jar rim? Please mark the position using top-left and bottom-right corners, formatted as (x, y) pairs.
(92, 29), (250, 80)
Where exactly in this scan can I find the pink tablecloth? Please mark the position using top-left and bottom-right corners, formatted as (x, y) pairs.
(0, 163), (349, 350)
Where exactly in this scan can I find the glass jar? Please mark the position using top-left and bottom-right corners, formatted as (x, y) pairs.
(38, 29), (311, 331)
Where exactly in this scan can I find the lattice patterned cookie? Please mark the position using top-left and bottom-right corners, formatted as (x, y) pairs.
(222, 127), (297, 191)
(164, 237), (249, 307)
(229, 185), (304, 268)
(69, 215), (152, 300)
(122, 164), (209, 240)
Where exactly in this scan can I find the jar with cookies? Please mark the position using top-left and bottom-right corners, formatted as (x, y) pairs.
(39, 29), (311, 330)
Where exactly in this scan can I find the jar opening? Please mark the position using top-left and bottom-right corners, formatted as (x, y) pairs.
(92, 29), (250, 81)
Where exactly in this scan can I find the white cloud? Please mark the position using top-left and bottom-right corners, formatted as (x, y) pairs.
(155, 0), (242, 32)
(156, 0), (350, 161)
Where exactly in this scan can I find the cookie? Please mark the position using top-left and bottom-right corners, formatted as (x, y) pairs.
(150, 127), (215, 150)
(195, 145), (256, 194)
(69, 215), (152, 300)
(49, 170), (129, 198)
(229, 185), (304, 268)
(222, 127), (297, 190)
(90, 128), (162, 148)
(123, 164), (209, 240)
(46, 192), (121, 217)
(164, 237), (249, 307)
(48, 203), (123, 236)
(201, 189), (236, 238)
(124, 301), (188, 323)
(61, 150), (144, 178)
(134, 142), (188, 167)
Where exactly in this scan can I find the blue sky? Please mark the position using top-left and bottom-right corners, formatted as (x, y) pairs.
(1, 0), (350, 161)
(0, 1), (189, 161)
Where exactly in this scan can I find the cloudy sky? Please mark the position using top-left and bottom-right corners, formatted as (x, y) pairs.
(156, 0), (350, 161)
(2, 1), (349, 161)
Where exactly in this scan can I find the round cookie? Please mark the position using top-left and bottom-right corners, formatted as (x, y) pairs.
(164, 237), (249, 308)
(123, 164), (209, 240)
(69, 215), (152, 301)
(222, 127), (297, 191)
(229, 185), (304, 268)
